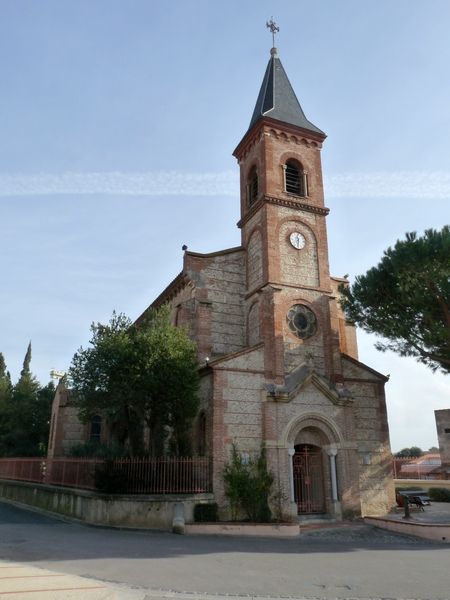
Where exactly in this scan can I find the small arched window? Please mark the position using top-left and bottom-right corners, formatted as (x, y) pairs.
(89, 415), (102, 442)
(247, 167), (258, 206)
(284, 160), (308, 197)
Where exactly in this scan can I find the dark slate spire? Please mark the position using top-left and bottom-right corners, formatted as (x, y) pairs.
(248, 47), (324, 136)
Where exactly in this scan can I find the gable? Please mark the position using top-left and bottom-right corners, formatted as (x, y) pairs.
(210, 343), (264, 371)
(266, 363), (353, 406)
(342, 354), (388, 382)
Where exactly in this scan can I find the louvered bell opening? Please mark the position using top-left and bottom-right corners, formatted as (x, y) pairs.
(285, 162), (306, 196)
(248, 170), (258, 206)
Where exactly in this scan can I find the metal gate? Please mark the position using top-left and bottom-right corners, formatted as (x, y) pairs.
(293, 445), (325, 514)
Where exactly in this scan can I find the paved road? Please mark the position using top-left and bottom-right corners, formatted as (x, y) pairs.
(0, 500), (449, 600)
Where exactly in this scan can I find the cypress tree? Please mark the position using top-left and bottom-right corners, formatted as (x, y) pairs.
(19, 341), (32, 382)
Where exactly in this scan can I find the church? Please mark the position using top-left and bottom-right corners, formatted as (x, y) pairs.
(49, 42), (395, 520)
(136, 43), (395, 519)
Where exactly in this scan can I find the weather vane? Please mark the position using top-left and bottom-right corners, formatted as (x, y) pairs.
(266, 17), (279, 47)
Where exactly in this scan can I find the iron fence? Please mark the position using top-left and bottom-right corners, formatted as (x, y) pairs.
(392, 456), (446, 480)
(0, 456), (212, 494)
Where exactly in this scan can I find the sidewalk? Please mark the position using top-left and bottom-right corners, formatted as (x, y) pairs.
(365, 501), (450, 544)
(0, 561), (117, 599)
(390, 501), (450, 523)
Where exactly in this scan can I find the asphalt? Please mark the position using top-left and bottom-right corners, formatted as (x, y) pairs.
(1, 500), (450, 600)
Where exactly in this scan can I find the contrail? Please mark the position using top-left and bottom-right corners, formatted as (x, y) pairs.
(0, 170), (449, 199)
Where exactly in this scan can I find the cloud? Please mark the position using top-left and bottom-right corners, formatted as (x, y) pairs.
(326, 172), (450, 199)
(0, 171), (237, 197)
(1, 170), (450, 198)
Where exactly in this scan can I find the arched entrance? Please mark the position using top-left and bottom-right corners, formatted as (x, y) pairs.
(293, 444), (325, 514)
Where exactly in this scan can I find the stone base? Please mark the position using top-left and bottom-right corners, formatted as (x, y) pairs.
(185, 522), (300, 537)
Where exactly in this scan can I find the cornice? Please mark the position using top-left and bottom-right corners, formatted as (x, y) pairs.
(237, 194), (329, 229)
(233, 117), (325, 162)
(265, 195), (330, 215)
(146, 272), (191, 312)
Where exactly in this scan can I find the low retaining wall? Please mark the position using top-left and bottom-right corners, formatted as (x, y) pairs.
(394, 479), (450, 491)
(185, 522), (300, 537)
(365, 516), (450, 544)
(0, 479), (214, 530)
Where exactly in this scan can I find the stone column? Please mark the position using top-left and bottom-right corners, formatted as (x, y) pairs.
(327, 449), (338, 501)
(288, 448), (296, 501)
(327, 448), (342, 519)
(287, 448), (298, 520)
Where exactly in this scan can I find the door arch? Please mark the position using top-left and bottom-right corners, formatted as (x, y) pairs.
(293, 444), (325, 514)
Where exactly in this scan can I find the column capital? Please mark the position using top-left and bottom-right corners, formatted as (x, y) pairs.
(327, 448), (338, 457)
(287, 447), (296, 456)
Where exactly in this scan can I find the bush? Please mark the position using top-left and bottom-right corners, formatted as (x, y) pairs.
(69, 441), (130, 459)
(94, 460), (129, 493)
(223, 445), (273, 522)
(428, 487), (450, 502)
(194, 503), (218, 522)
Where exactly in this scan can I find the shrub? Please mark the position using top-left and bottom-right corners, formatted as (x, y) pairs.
(428, 487), (450, 502)
(193, 503), (218, 522)
(94, 460), (129, 493)
(223, 445), (273, 522)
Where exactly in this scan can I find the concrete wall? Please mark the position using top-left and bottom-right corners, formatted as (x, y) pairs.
(0, 479), (213, 530)
(395, 479), (450, 491)
(365, 516), (450, 544)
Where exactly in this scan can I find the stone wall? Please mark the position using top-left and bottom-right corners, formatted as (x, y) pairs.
(342, 356), (395, 516)
(209, 346), (265, 512)
(183, 249), (247, 360)
(278, 216), (319, 287)
(435, 409), (450, 465)
(48, 384), (85, 458)
(0, 479), (213, 530)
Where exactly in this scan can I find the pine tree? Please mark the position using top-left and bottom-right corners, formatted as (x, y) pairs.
(0, 353), (12, 401)
(0, 353), (13, 455)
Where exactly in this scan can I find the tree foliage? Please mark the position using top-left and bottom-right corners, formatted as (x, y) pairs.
(0, 346), (54, 457)
(395, 446), (423, 458)
(69, 307), (200, 455)
(340, 226), (450, 374)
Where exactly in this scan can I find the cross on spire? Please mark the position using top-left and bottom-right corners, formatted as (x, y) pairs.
(266, 17), (279, 48)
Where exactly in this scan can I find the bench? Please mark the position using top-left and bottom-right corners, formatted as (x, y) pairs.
(398, 491), (431, 511)
(410, 496), (431, 511)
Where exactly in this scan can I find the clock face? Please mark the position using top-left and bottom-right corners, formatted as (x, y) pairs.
(289, 231), (306, 249)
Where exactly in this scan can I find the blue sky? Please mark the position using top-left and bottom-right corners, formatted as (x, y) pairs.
(0, 1), (449, 452)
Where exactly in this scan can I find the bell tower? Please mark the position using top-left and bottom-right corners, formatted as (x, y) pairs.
(233, 44), (340, 384)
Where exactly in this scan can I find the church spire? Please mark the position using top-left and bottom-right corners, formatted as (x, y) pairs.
(248, 43), (325, 137)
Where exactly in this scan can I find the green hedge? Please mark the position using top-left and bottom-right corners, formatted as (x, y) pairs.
(428, 487), (450, 502)
(194, 503), (218, 522)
